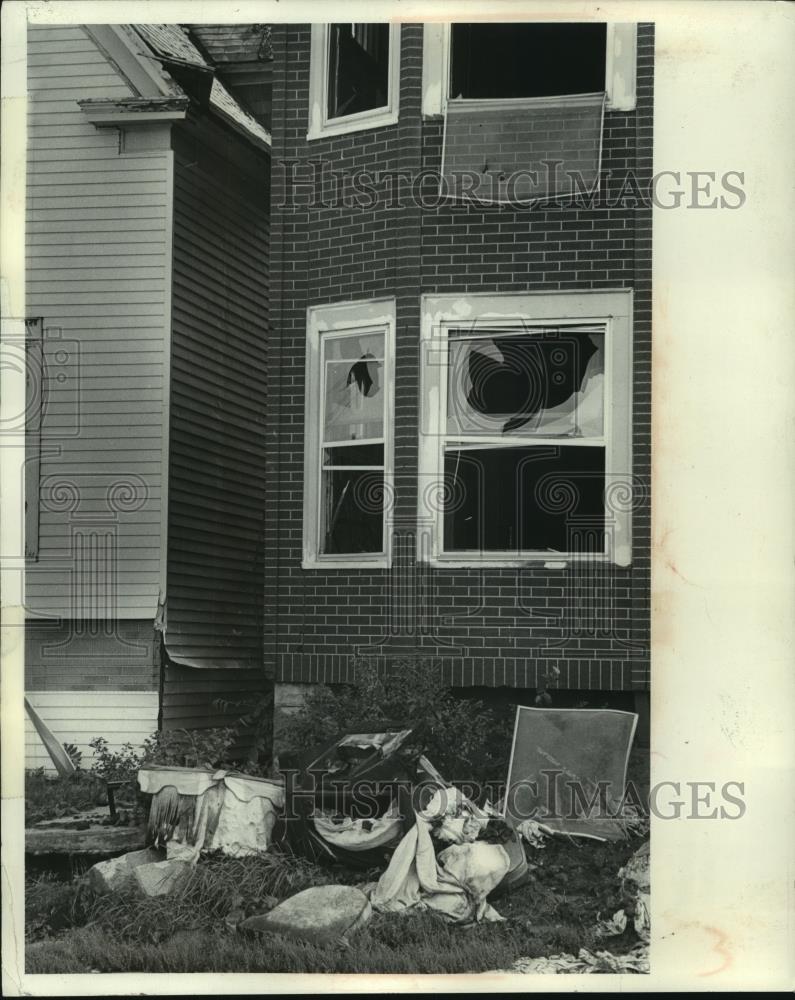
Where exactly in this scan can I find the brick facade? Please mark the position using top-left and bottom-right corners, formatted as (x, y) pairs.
(265, 24), (653, 694)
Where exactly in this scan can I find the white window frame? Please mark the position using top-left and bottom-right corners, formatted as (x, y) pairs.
(418, 290), (633, 568)
(421, 22), (637, 116)
(303, 298), (396, 569)
(307, 23), (401, 140)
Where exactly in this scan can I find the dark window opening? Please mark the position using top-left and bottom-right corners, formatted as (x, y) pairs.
(322, 468), (384, 554)
(443, 445), (605, 553)
(327, 23), (390, 119)
(450, 22), (607, 100)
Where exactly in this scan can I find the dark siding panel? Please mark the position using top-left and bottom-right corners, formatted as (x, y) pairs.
(164, 117), (269, 730)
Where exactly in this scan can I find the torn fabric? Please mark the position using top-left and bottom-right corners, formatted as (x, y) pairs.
(369, 812), (509, 924)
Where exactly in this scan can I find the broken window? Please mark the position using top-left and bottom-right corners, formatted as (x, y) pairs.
(443, 327), (606, 555)
(327, 24), (391, 119)
(419, 292), (634, 566)
(441, 22), (608, 202)
(320, 331), (386, 555)
(450, 23), (606, 100)
(308, 24), (400, 138)
(304, 301), (395, 566)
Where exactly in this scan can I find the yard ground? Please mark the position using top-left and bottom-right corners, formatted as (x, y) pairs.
(26, 825), (648, 974)
(25, 749), (650, 974)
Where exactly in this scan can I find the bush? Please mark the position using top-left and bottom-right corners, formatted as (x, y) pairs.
(140, 727), (238, 771)
(278, 656), (514, 786)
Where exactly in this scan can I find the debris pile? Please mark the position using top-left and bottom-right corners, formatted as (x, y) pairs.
(81, 706), (649, 969)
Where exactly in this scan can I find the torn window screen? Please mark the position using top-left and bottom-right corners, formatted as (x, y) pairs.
(320, 330), (386, 555)
(447, 330), (605, 438)
(327, 23), (390, 119)
(443, 445), (606, 553)
(449, 23), (607, 100)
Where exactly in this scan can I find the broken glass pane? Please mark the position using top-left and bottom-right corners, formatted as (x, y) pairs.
(443, 445), (605, 553)
(323, 444), (384, 467)
(327, 23), (390, 119)
(323, 332), (385, 443)
(321, 468), (384, 555)
(447, 330), (604, 438)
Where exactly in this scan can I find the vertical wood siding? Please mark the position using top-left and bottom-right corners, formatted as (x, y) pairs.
(163, 118), (269, 727)
(25, 25), (168, 621)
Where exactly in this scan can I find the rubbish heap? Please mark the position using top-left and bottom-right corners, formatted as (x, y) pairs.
(86, 705), (649, 951)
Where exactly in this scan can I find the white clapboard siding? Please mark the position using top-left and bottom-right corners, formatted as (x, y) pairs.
(24, 691), (159, 772)
(25, 25), (168, 621)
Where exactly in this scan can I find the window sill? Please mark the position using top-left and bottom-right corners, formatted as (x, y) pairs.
(420, 553), (623, 569)
(307, 107), (399, 142)
(302, 557), (391, 571)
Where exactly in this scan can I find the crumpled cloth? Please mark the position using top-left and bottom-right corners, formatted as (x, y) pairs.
(369, 808), (509, 923)
(421, 786), (492, 845)
(141, 767), (284, 860)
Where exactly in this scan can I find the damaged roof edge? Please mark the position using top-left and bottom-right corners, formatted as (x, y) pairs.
(130, 23), (271, 151)
(78, 96), (190, 125)
(85, 24), (271, 150)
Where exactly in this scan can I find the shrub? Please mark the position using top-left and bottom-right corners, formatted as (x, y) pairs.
(278, 656), (514, 786)
(140, 727), (238, 771)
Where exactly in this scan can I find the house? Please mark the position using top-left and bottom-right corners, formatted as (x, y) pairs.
(24, 23), (272, 768)
(264, 22), (653, 740)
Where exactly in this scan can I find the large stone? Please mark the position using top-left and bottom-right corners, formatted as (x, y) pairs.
(86, 847), (164, 895)
(133, 859), (192, 898)
(238, 885), (371, 943)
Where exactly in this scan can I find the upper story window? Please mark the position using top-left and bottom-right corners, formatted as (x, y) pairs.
(308, 23), (401, 140)
(418, 291), (634, 568)
(450, 22), (607, 100)
(303, 299), (395, 569)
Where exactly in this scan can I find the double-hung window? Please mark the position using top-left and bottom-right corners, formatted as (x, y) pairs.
(303, 299), (395, 568)
(419, 291), (633, 567)
(308, 23), (401, 139)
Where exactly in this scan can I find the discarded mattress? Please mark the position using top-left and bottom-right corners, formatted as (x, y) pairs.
(504, 706), (638, 841)
(139, 765), (284, 861)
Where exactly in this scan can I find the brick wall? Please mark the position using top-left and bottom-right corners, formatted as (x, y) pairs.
(265, 23), (653, 694)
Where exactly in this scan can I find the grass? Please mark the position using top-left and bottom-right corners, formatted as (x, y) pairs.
(26, 833), (645, 974)
(26, 909), (604, 975)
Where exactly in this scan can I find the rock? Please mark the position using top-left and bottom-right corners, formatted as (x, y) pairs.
(133, 859), (192, 898)
(87, 847), (164, 895)
(238, 885), (372, 944)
